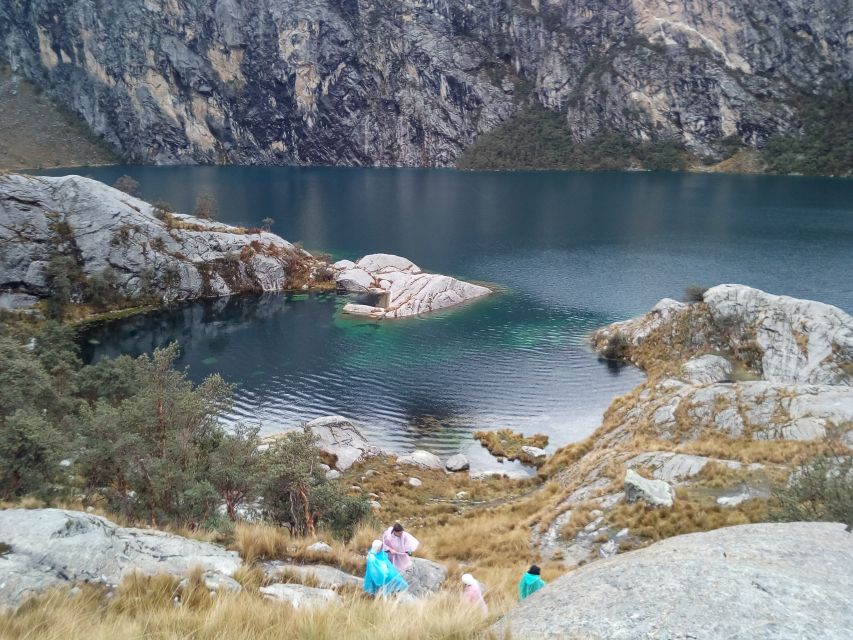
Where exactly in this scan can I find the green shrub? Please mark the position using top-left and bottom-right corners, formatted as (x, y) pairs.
(113, 175), (140, 196)
(772, 455), (853, 532)
(684, 284), (708, 303)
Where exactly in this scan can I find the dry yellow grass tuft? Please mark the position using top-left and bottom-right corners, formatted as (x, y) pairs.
(473, 429), (549, 465)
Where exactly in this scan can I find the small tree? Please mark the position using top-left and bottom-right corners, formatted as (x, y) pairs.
(684, 284), (708, 303)
(772, 454), (853, 532)
(194, 194), (218, 220)
(152, 200), (174, 221)
(262, 429), (369, 538)
(86, 267), (124, 310)
(261, 217), (274, 232)
(209, 423), (266, 521)
(113, 175), (140, 196)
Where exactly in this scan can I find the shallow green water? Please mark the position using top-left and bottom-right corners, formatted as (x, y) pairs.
(63, 166), (853, 470)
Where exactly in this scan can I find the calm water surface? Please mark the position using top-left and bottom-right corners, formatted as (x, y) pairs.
(53, 167), (853, 471)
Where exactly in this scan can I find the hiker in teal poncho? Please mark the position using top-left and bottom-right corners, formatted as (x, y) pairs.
(518, 564), (546, 600)
(364, 539), (408, 597)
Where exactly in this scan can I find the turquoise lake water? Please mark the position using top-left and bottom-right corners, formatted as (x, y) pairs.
(55, 166), (853, 471)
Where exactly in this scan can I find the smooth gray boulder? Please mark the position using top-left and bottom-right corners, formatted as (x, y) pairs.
(624, 469), (675, 507)
(0, 509), (242, 610)
(445, 454), (470, 472)
(262, 562), (363, 590)
(496, 522), (853, 639)
(0, 174), (318, 303)
(404, 558), (448, 597)
(259, 583), (339, 608)
(521, 445), (547, 458)
(306, 541), (333, 554)
(397, 450), (442, 470)
(335, 254), (491, 318)
(681, 354), (733, 384)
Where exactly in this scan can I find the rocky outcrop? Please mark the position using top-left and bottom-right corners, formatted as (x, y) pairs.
(5, 0), (846, 167)
(0, 508), (242, 610)
(533, 286), (852, 567)
(336, 254), (490, 319)
(498, 522), (853, 640)
(0, 174), (323, 307)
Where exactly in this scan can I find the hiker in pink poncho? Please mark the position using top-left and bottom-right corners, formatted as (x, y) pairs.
(461, 573), (488, 614)
(381, 522), (419, 573)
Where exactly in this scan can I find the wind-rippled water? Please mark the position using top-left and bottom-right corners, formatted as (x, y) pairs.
(65, 166), (853, 471)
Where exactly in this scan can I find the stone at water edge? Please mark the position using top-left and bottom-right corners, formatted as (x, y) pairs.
(397, 450), (443, 470)
(335, 253), (491, 319)
(624, 468), (676, 507)
(303, 415), (383, 471)
(521, 445), (547, 458)
(445, 454), (470, 472)
(260, 583), (340, 608)
(494, 522), (853, 639)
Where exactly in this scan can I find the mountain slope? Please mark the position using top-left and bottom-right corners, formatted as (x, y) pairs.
(1, 0), (850, 168)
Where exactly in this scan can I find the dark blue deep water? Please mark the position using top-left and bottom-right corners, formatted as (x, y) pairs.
(51, 166), (853, 470)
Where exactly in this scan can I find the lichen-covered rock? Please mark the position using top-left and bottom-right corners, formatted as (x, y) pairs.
(263, 416), (384, 471)
(336, 254), (490, 318)
(0, 509), (242, 610)
(623, 469), (676, 507)
(0, 174), (318, 303)
(497, 522), (853, 640)
(2, 1), (848, 167)
(262, 562), (363, 590)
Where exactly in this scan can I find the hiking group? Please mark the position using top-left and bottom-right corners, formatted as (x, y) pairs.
(363, 522), (547, 609)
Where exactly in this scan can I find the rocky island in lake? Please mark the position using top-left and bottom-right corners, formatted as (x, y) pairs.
(335, 254), (492, 318)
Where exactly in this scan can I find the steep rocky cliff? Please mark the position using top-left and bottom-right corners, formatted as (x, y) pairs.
(1, 0), (849, 167)
(0, 173), (327, 307)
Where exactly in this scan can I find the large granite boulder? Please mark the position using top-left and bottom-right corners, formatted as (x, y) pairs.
(0, 509), (242, 610)
(0, 174), (319, 305)
(681, 354), (733, 384)
(623, 469), (676, 507)
(496, 522), (853, 639)
(405, 558), (448, 597)
(445, 454), (470, 472)
(262, 562), (363, 590)
(335, 254), (491, 318)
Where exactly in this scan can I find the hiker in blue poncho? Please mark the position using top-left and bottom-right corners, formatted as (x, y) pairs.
(364, 539), (408, 597)
(518, 564), (546, 600)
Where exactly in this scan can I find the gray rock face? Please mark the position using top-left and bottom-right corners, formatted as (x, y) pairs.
(497, 522), (853, 640)
(404, 557), (447, 598)
(336, 254), (490, 318)
(260, 583), (339, 608)
(1, 0), (849, 167)
(0, 508), (242, 610)
(0, 174), (317, 303)
(623, 469), (676, 507)
(704, 285), (853, 386)
(625, 451), (752, 484)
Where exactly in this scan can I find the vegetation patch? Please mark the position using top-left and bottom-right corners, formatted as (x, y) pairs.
(457, 103), (689, 172)
(474, 428), (549, 465)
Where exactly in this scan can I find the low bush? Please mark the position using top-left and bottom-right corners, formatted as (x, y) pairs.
(772, 454), (853, 532)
